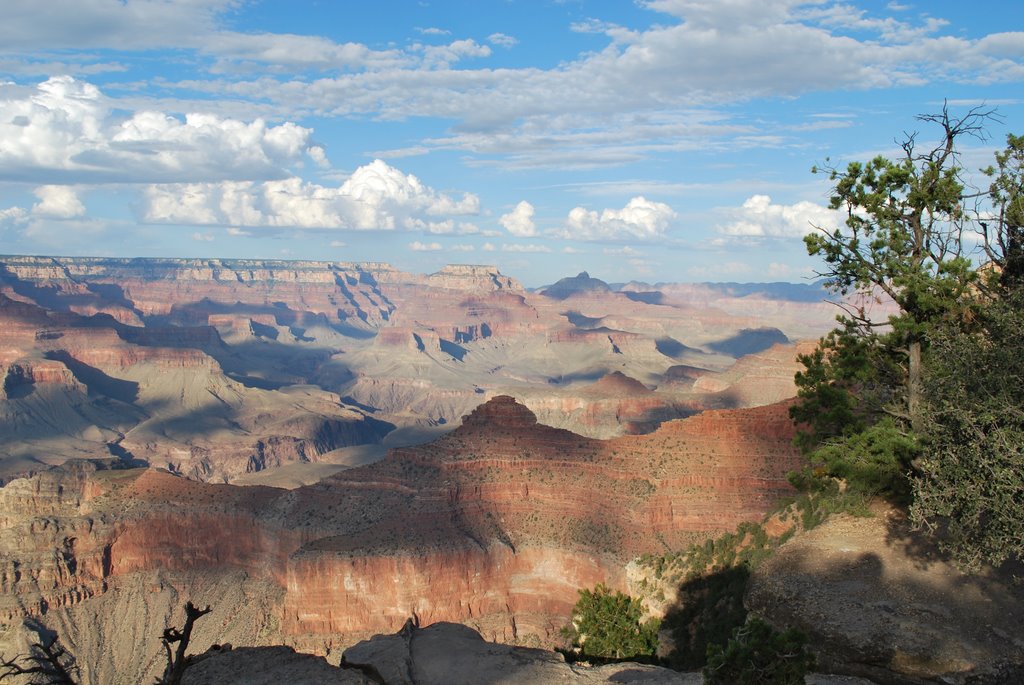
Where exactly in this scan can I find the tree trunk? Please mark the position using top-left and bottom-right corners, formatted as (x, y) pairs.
(908, 339), (922, 432)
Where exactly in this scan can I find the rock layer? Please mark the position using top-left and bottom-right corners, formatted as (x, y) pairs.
(0, 396), (803, 679)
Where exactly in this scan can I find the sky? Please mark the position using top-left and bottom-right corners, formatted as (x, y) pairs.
(0, 1), (1022, 287)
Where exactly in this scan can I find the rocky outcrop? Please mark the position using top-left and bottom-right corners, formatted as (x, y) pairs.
(540, 272), (613, 300)
(339, 621), (697, 685)
(746, 505), (1024, 685)
(184, 646), (374, 685)
(689, 341), (816, 408)
(180, 621), (699, 685)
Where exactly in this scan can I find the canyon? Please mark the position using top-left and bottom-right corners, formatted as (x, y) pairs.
(0, 255), (841, 483)
(0, 255), (864, 682)
(0, 396), (804, 683)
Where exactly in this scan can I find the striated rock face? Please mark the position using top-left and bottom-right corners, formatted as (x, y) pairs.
(0, 289), (391, 482)
(283, 544), (621, 643)
(0, 396), (803, 678)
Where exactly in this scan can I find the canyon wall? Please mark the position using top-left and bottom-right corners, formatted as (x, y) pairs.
(0, 396), (803, 668)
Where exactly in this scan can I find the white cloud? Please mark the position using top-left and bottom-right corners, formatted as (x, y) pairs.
(499, 200), (536, 237)
(488, 33), (518, 48)
(0, 206), (29, 224)
(501, 243), (551, 253)
(716, 194), (841, 239)
(416, 39), (491, 69)
(226, 227), (252, 237)
(32, 185), (84, 218)
(0, 0), (229, 51)
(192, 231), (214, 242)
(208, 32), (407, 71)
(143, 159), (480, 231)
(0, 77), (320, 184)
(194, 3), (1017, 128)
(0, 2), (407, 73)
(329, 239), (347, 247)
(561, 246), (583, 254)
(5, 4), (1014, 176)
(558, 196), (676, 241)
(603, 246), (643, 256)
(417, 27), (451, 36)
(450, 244), (475, 252)
(409, 240), (442, 251)
(481, 242), (496, 252)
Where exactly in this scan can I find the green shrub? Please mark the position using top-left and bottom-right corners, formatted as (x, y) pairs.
(703, 617), (816, 685)
(561, 584), (660, 660)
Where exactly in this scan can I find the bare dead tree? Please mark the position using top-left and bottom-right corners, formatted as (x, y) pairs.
(155, 602), (212, 685)
(0, 634), (79, 685)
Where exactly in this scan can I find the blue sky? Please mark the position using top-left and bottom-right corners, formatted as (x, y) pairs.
(0, 0), (1021, 286)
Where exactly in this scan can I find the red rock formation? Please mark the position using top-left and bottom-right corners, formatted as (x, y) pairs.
(0, 396), (803, 651)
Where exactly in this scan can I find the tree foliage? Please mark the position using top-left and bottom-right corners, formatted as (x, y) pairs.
(794, 107), (1024, 566)
(562, 584), (660, 661)
(804, 105), (990, 432)
(911, 293), (1024, 568)
(980, 133), (1024, 292)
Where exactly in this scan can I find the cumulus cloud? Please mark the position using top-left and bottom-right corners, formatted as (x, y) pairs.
(558, 196), (676, 241)
(32, 185), (84, 218)
(409, 241), (442, 251)
(716, 194), (841, 239)
(499, 201), (536, 237)
(0, 76), (321, 184)
(143, 159), (480, 231)
(450, 244), (475, 252)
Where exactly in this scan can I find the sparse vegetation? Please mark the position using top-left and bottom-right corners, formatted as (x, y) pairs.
(703, 617), (815, 685)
